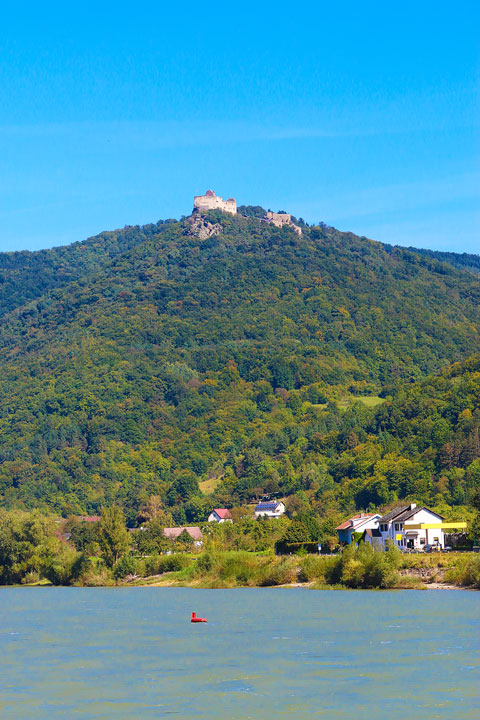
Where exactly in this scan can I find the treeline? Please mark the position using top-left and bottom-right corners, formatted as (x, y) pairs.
(2, 507), (479, 589)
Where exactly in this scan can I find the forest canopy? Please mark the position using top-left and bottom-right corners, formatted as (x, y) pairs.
(0, 211), (479, 524)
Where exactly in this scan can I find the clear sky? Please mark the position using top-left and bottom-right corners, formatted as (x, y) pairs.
(0, 1), (478, 253)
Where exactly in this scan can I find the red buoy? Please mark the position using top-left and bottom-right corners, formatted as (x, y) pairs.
(191, 612), (207, 623)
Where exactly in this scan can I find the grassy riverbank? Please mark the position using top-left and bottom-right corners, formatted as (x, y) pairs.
(121, 547), (480, 590)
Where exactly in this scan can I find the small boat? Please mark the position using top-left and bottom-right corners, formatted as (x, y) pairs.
(191, 612), (207, 623)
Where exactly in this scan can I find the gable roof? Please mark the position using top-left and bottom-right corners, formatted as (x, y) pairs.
(378, 506), (409, 523)
(163, 526), (203, 541)
(335, 513), (378, 531)
(213, 508), (232, 519)
(396, 507), (444, 523)
(379, 505), (445, 524)
(255, 501), (283, 512)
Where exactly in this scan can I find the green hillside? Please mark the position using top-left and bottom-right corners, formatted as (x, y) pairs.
(402, 246), (480, 275)
(0, 210), (479, 522)
(0, 222), (165, 317)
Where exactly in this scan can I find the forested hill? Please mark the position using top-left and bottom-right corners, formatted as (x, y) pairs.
(401, 246), (480, 276)
(0, 221), (168, 318)
(0, 210), (479, 520)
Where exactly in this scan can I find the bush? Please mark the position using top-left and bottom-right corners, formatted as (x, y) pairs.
(113, 554), (137, 580)
(325, 544), (400, 589)
(145, 553), (192, 576)
(78, 564), (114, 587)
(446, 555), (480, 588)
(42, 545), (87, 586)
(298, 556), (328, 582)
(259, 558), (297, 586)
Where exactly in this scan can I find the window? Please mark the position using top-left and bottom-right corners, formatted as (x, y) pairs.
(420, 538), (425, 545)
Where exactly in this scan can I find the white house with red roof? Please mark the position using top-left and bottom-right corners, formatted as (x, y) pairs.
(335, 513), (381, 544)
(208, 508), (233, 523)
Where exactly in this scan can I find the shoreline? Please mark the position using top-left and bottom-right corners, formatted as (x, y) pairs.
(122, 576), (476, 591)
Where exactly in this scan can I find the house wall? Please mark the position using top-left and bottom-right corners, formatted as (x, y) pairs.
(379, 508), (445, 550)
(254, 503), (285, 519)
(337, 529), (350, 543)
(208, 512), (232, 523)
(364, 534), (383, 550)
(338, 515), (381, 545)
(403, 509), (445, 549)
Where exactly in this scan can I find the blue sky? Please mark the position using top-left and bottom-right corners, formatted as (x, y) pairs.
(0, 1), (478, 253)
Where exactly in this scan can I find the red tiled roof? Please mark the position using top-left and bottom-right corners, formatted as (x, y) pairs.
(214, 508), (232, 519)
(163, 526), (203, 541)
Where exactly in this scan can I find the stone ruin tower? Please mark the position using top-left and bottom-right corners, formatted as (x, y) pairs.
(193, 190), (237, 215)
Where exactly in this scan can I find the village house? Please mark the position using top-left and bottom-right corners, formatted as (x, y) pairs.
(361, 527), (383, 549)
(254, 501), (286, 519)
(335, 513), (381, 544)
(377, 504), (448, 551)
(336, 503), (467, 551)
(193, 189), (237, 215)
(163, 527), (204, 548)
(208, 508), (233, 523)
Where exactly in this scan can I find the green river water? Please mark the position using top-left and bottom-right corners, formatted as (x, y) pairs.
(1, 587), (478, 719)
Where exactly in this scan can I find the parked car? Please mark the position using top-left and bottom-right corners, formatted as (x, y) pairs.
(424, 544), (441, 553)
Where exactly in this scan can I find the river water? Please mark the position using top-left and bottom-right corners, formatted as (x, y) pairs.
(0, 587), (478, 719)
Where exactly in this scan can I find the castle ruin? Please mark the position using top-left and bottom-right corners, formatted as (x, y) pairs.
(191, 190), (302, 233)
(193, 190), (237, 215)
(265, 211), (302, 234)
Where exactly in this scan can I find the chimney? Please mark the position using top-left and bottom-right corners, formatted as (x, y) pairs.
(410, 503), (416, 510)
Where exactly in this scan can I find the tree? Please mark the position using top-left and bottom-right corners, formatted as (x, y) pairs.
(98, 507), (131, 567)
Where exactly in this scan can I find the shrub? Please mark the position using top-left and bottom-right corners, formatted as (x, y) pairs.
(42, 546), (87, 586)
(78, 564), (114, 587)
(113, 554), (137, 580)
(325, 544), (400, 589)
(298, 556), (328, 582)
(145, 553), (192, 576)
(259, 558), (297, 586)
(446, 555), (480, 588)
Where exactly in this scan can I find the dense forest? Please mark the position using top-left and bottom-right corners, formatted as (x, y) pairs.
(402, 246), (480, 275)
(0, 209), (479, 528)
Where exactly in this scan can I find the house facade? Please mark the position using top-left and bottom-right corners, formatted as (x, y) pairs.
(337, 503), (467, 551)
(208, 508), (233, 523)
(335, 513), (381, 544)
(377, 504), (447, 550)
(254, 501), (286, 519)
